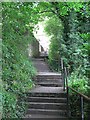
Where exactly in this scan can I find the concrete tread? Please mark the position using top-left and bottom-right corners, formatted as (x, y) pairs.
(26, 97), (67, 103)
(26, 108), (67, 116)
(26, 102), (66, 105)
(24, 114), (67, 118)
(27, 108), (67, 113)
(37, 72), (61, 76)
(29, 86), (64, 93)
(26, 96), (66, 100)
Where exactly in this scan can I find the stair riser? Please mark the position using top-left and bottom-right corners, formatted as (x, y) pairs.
(37, 83), (62, 87)
(27, 104), (67, 110)
(35, 79), (63, 83)
(23, 118), (68, 120)
(26, 93), (67, 98)
(35, 79), (62, 82)
(35, 79), (63, 82)
(26, 98), (67, 103)
(36, 76), (62, 80)
(26, 110), (67, 116)
(36, 74), (62, 76)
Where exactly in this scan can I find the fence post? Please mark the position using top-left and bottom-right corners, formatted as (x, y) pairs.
(65, 67), (68, 87)
(64, 67), (71, 118)
(58, 58), (60, 72)
(61, 58), (65, 91)
(81, 96), (84, 120)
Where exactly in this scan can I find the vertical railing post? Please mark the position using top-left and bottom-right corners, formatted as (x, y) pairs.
(64, 67), (71, 118)
(67, 67), (69, 76)
(64, 67), (68, 88)
(67, 86), (71, 118)
(81, 96), (84, 120)
(61, 58), (65, 91)
(58, 57), (60, 72)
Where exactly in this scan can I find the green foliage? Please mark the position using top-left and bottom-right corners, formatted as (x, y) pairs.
(44, 3), (90, 104)
(45, 16), (63, 36)
(0, 80), (2, 119)
(44, 2), (90, 73)
(68, 67), (89, 95)
(80, 33), (90, 96)
(80, 33), (90, 78)
(68, 67), (90, 119)
(44, 17), (64, 71)
(2, 2), (37, 119)
(3, 91), (17, 118)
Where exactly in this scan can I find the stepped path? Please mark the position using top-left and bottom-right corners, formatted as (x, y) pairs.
(23, 58), (68, 120)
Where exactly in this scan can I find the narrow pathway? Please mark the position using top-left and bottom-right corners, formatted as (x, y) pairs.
(23, 58), (68, 120)
(31, 58), (50, 72)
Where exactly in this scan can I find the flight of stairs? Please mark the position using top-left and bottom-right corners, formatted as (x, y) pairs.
(23, 72), (68, 120)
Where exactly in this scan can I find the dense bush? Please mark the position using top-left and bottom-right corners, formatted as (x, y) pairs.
(68, 68), (90, 119)
(2, 3), (37, 119)
(68, 66), (89, 95)
(44, 17), (64, 71)
(44, 2), (90, 83)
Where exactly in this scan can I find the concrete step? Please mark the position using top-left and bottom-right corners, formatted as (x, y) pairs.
(26, 109), (67, 116)
(29, 86), (64, 93)
(23, 114), (68, 120)
(26, 102), (67, 110)
(26, 86), (66, 97)
(26, 97), (67, 103)
(37, 72), (61, 76)
(32, 60), (50, 72)
(36, 73), (62, 80)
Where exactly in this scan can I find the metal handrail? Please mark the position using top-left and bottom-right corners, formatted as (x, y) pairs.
(68, 86), (90, 102)
(61, 59), (90, 120)
(64, 65), (90, 101)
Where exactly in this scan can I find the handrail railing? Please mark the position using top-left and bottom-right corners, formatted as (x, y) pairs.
(68, 86), (90, 102)
(61, 58), (90, 120)
(44, 57), (90, 119)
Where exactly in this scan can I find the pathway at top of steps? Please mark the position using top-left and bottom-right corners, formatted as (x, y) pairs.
(32, 58), (51, 72)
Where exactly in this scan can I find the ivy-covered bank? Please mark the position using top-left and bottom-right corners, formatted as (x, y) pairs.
(2, 3), (37, 119)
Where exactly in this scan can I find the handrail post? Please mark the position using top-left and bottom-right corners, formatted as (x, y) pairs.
(61, 58), (65, 91)
(81, 96), (84, 120)
(58, 57), (60, 72)
(64, 67), (71, 118)
(67, 86), (71, 118)
(64, 67), (68, 88)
